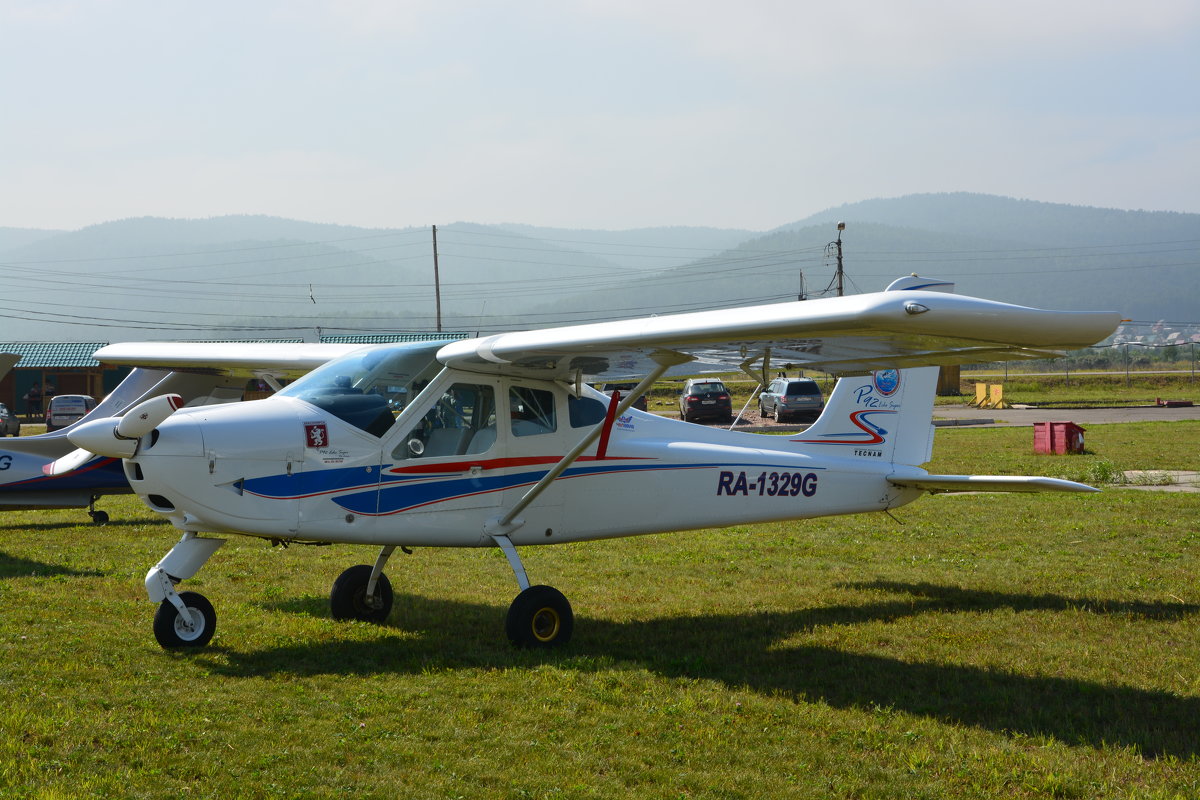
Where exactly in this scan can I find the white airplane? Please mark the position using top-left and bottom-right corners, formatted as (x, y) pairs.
(0, 348), (357, 522)
(58, 276), (1120, 650)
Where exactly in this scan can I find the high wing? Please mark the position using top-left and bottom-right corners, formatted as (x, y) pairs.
(92, 342), (369, 384)
(435, 277), (1121, 381)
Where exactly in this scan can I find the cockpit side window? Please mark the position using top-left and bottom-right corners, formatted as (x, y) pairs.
(509, 386), (556, 437)
(393, 383), (498, 460)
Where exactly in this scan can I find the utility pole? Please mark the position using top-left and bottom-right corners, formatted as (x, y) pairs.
(835, 221), (845, 297)
(432, 225), (442, 332)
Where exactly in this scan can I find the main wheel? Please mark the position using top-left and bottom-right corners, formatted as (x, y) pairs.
(506, 585), (573, 648)
(89, 510), (109, 525)
(330, 564), (394, 623)
(153, 591), (216, 649)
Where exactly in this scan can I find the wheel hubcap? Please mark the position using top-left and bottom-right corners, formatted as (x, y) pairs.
(531, 607), (560, 642)
(173, 608), (204, 641)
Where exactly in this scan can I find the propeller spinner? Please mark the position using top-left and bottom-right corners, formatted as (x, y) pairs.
(43, 394), (183, 476)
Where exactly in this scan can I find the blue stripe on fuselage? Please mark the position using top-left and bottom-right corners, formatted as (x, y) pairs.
(240, 460), (825, 516)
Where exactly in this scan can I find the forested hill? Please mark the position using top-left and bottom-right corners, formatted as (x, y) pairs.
(522, 194), (1198, 328)
(787, 192), (1198, 247)
(1, 195), (1195, 341)
(784, 193), (1198, 322)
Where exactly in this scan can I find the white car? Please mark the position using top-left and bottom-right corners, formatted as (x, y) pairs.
(45, 394), (96, 431)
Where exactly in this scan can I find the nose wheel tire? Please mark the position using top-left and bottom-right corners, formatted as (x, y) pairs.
(153, 591), (216, 649)
(330, 564), (394, 623)
(506, 585), (573, 649)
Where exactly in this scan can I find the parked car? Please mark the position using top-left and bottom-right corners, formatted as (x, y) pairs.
(600, 382), (648, 412)
(0, 403), (19, 436)
(759, 377), (824, 422)
(678, 378), (732, 423)
(44, 394), (96, 431)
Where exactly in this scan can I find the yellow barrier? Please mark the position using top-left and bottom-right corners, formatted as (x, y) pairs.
(984, 384), (1011, 410)
(968, 382), (1011, 409)
(970, 382), (988, 407)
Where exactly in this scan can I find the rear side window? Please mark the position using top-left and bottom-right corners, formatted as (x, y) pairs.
(568, 395), (606, 427)
(787, 382), (820, 395)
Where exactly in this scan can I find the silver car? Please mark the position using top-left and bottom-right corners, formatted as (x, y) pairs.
(0, 403), (18, 436)
(759, 377), (824, 422)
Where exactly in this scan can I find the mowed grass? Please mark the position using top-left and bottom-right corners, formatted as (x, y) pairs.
(1, 423), (1198, 799)
(950, 372), (1200, 408)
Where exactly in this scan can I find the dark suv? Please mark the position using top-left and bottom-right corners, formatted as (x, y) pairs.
(759, 377), (824, 422)
(678, 378), (732, 423)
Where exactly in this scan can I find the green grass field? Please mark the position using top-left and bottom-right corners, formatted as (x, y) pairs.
(1, 422), (1197, 798)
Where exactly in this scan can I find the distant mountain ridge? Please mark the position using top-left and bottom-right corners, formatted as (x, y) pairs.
(0, 194), (1195, 342)
(786, 192), (1199, 247)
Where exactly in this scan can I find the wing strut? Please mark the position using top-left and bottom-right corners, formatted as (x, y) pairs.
(594, 388), (622, 459)
(484, 360), (673, 536)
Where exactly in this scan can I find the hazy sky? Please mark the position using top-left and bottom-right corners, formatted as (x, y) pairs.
(2, 0), (1198, 232)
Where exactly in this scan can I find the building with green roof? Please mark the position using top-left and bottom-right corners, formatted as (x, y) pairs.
(0, 343), (126, 419)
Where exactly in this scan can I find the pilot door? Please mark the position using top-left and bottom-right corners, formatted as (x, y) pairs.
(372, 376), (509, 544)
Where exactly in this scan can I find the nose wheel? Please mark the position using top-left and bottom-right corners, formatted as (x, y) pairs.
(153, 591), (216, 648)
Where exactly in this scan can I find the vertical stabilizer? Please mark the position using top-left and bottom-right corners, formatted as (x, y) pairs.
(789, 366), (939, 467)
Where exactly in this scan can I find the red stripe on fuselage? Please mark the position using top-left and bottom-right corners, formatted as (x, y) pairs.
(790, 410), (889, 446)
(386, 454), (654, 475)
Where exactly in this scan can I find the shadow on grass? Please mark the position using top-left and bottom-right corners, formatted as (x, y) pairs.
(0, 515), (171, 533)
(0, 549), (106, 578)
(214, 583), (1200, 759)
(844, 580), (1200, 620)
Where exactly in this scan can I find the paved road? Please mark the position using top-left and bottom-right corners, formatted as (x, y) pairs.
(933, 403), (1200, 427)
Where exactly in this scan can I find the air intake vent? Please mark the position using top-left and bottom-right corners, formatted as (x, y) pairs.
(146, 494), (175, 511)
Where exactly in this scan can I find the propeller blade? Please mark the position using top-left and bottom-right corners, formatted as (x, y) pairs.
(42, 447), (98, 477)
(116, 394), (183, 439)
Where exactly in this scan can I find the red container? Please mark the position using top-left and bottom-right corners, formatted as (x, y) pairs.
(1033, 421), (1086, 454)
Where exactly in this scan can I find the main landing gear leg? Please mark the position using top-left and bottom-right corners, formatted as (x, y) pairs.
(330, 546), (395, 623)
(492, 534), (573, 649)
(145, 533), (225, 649)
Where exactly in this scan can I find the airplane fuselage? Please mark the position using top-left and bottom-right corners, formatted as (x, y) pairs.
(123, 376), (924, 548)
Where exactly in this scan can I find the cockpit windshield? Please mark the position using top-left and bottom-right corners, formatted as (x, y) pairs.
(276, 341), (446, 436)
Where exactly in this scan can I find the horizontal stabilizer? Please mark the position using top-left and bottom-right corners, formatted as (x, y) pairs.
(0, 353), (19, 382)
(888, 474), (1100, 494)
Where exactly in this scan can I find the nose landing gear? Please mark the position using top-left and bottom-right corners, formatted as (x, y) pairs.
(145, 533), (226, 649)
